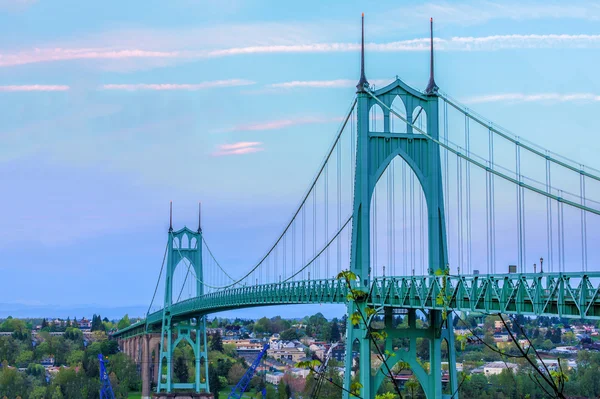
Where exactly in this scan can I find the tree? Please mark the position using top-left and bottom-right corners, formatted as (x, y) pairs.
(278, 379), (290, 399)
(91, 314), (106, 332)
(30, 387), (47, 399)
(0, 365), (29, 398)
(330, 318), (341, 342)
(208, 364), (222, 398)
(174, 355), (189, 383)
(117, 315), (131, 330)
(280, 328), (299, 341)
(51, 386), (63, 399)
(210, 331), (224, 352)
(404, 376), (422, 398)
(254, 317), (271, 334)
(106, 352), (140, 391)
(270, 317), (291, 333)
(227, 363), (246, 385)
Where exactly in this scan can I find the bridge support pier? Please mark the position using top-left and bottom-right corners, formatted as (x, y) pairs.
(156, 316), (210, 394)
(142, 335), (150, 399)
(344, 307), (458, 399)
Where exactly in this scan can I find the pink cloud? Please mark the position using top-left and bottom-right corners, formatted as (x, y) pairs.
(2, 34), (600, 68)
(0, 48), (185, 67)
(101, 80), (254, 91)
(219, 116), (343, 133)
(0, 84), (69, 92)
(212, 141), (264, 156)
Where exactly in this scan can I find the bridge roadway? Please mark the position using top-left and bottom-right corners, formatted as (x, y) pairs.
(113, 272), (600, 339)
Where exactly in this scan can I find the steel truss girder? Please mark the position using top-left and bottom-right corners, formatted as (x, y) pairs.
(114, 272), (600, 340)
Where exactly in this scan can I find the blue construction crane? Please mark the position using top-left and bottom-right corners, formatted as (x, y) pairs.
(98, 354), (116, 399)
(228, 343), (269, 399)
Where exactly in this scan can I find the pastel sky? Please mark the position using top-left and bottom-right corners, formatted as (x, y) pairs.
(2, 0), (600, 319)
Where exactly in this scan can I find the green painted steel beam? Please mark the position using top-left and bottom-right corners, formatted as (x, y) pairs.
(113, 271), (600, 339)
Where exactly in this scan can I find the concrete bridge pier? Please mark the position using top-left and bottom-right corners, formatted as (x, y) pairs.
(119, 333), (161, 399)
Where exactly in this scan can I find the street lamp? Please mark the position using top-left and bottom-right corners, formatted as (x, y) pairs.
(540, 257), (544, 273)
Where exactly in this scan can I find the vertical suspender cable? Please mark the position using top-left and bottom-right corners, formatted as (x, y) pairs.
(302, 206), (306, 280)
(292, 220), (296, 281)
(352, 108), (356, 200)
(392, 162), (396, 276)
(444, 101), (450, 269)
(490, 129), (496, 274)
(465, 115), (472, 274)
(374, 188), (378, 277)
(420, 190), (425, 274)
(546, 155), (553, 272)
(337, 140), (342, 277)
(283, 232), (286, 280)
(313, 188), (317, 279)
(388, 164), (392, 276)
(580, 169), (588, 272)
(486, 135), (491, 275)
(410, 173), (415, 275)
(325, 163), (329, 279)
(558, 190), (564, 273)
(350, 109), (355, 272)
(516, 142), (523, 273)
(403, 163), (407, 276)
(457, 153), (463, 273)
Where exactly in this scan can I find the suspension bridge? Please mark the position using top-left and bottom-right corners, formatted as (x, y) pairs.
(113, 17), (600, 399)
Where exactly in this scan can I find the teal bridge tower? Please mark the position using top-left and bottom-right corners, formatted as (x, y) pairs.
(156, 202), (210, 393)
(114, 16), (600, 399)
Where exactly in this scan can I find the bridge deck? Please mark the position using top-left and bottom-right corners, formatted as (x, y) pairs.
(113, 272), (600, 338)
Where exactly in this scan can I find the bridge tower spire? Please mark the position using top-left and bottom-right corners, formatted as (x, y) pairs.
(425, 17), (438, 95)
(156, 203), (210, 395)
(343, 17), (457, 399)
(356, 13), (369, 92)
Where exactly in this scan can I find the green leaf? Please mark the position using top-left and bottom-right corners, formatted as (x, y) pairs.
(350, 312), (362, 326)
(350, 382), (363, 396)
(365, 307), (377, 318)
(337, 270), (358, 282)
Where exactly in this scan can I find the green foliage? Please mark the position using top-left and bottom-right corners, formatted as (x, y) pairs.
(64, 327), (83, 342)
(227, 363), (246, 385)
(278, 379), (290, 399)
(336, 270), (358, 282)
(223, 343), (238, 358)
(91, 314), (106, 332)
(116, 314), (131, 330)
(279, 327), (299, 341)
(295, 359), (321, 371)
(208, 363), (223, 394)
(210, 331), (224, 352)
(107, 352), (141, 391)
(0, 365), (28, 398)
(67, 349), (85, 366)
(350, 381), (363, 397)
(329, 318), (341, 342)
